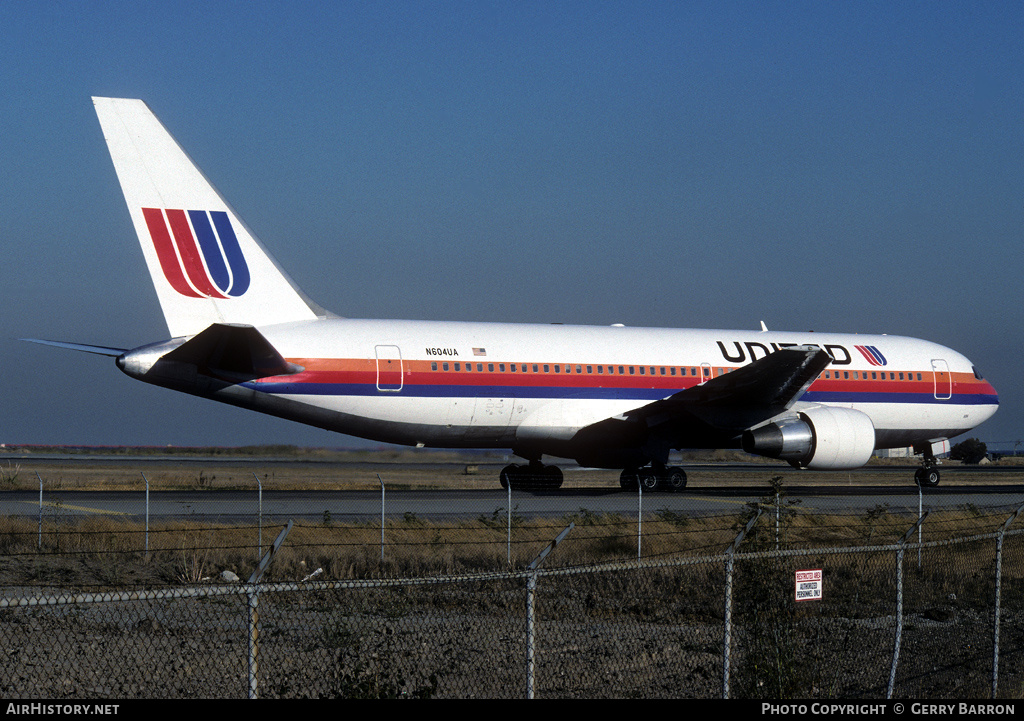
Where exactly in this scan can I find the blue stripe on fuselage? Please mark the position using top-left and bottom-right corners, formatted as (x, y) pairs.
(245, 381), (997, 406)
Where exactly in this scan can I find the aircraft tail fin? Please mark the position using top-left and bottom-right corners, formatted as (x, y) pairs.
(92, 97), (325, 338)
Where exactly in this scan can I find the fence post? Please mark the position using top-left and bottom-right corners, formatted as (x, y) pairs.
(722, 509), (762, 699)
(637, 480), (642, 559)
(992, 503), (1024, 699)
(36, 472), (42, 551)
(525, 523), (574, 699)
(252, 472), (263, 558)
(142, 472), (150, 556)
(887, 513), (929, 699)
(246, 520), (293, 699)
(377, 474), (385, 562)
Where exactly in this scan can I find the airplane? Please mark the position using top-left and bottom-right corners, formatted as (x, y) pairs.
(25, 97), (999, 491)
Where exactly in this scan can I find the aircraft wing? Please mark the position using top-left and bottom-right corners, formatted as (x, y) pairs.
(627, 344), (832, 432)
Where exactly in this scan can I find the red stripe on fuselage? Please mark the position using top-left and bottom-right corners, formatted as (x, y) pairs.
(252, 358), (996, 402)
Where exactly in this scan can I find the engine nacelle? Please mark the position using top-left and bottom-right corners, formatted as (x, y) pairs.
(742, 406), (876, 470)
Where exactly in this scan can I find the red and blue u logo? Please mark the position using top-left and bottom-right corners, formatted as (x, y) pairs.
(141, 208), (250, 298)
(855, 345), (887, 366)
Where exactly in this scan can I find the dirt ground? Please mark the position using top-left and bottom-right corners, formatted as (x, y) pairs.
(2, 446), (1021, 492)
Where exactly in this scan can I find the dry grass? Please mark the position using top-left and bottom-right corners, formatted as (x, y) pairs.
(1, 498), (1023, 592)
(3, 446), (1022, 492)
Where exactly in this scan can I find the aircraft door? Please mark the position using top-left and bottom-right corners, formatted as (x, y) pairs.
(931, 359), (951, 400)
(700, 362), (712, 386)
(375, 345), (403, 392)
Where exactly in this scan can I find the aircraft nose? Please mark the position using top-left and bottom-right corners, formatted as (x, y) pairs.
(976, 379), (999, 423)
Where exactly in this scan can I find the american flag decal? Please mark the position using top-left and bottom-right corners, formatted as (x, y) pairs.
(473, 348), (487, 356)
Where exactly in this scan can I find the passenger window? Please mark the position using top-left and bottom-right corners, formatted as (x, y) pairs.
(431, 362), (437, 371)
(443, 362), (449, 371)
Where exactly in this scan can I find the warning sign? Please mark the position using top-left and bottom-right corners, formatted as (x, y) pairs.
(795, 569), (822, 602)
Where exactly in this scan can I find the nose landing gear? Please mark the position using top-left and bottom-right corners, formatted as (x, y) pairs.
(914, 445), (941, 487)
(915, 464), (940, 487)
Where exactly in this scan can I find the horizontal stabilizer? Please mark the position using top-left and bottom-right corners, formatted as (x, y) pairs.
(161, 323), (302, 382)
(21, 338), (128, 357)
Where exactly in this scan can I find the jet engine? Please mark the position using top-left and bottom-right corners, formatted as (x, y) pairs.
(742, 406), (876, 470)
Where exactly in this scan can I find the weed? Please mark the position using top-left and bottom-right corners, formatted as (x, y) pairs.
(0, 462), (20, 487)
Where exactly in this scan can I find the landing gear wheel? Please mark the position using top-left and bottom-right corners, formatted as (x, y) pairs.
(619, 469), (639, 491)
(666, 467), (688, 492)
(639, 471), (660, 492)
(542, 465), (563, 489)
(500, 462), (562, 490)
(499, 464), (518, 490)
(915, 466), (940, 488)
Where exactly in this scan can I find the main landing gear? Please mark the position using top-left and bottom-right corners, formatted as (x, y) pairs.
(914, 447), (941, 488)
(499, 462), (563, 490)
(619, 464), (688, 493)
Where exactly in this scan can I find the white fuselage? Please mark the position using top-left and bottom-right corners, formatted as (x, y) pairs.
(161, 318), (998, 464)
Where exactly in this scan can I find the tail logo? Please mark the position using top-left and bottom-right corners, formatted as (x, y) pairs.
(855, 345), (887, 366)
(141, 208), (250, 299)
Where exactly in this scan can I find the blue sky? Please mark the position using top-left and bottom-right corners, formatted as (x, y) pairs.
(2, 1), (1022, 451)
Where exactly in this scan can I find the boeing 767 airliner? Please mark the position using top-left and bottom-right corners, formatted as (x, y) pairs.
(26, 98), (999, 490)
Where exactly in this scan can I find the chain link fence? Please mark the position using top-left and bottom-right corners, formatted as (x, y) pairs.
(1, 465), (1023, 698)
